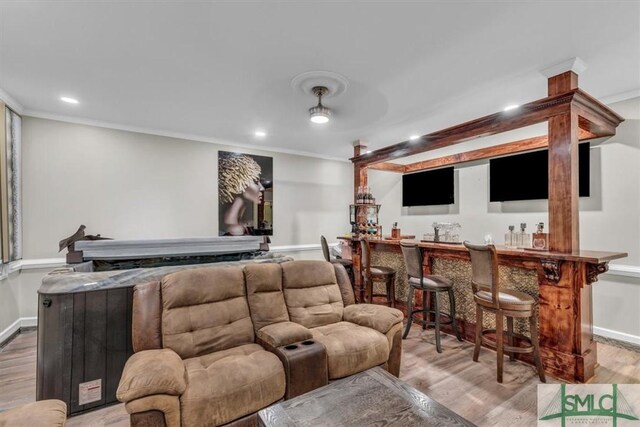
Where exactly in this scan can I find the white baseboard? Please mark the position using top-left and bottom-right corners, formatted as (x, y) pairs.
(0, 317), (37, 345)
(271, 244), (327, 253)
(594, 326), (640, 346)
(607, 263), (640, 279)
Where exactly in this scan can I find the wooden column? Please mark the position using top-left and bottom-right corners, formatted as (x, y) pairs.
(351, 140), (369, 302)
(353, 140), (368, 200)
(548, 72), (580, 253)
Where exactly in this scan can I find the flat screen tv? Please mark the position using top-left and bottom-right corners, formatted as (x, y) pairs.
(489, 142), (590, 202)
(402, 167), (454, 206)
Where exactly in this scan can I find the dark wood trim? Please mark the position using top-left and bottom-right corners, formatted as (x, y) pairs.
(373, 128), (599, 174)
(404, 135), (548, 173)
(548, 71), (578, 96)
(351, 89), (623, 168)
(352, 90), (578, 166)
(548, 111), (580, 253)
(368, 162), (407, 173)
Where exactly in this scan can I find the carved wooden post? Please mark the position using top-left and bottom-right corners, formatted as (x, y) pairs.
(352, 140), (369, 302)
(353, 140), (368, 200)
(548, 71), (580, 253)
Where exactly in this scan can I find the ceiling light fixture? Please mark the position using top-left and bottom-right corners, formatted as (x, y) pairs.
(60, 96), (79, 104)
(254, 130), (267, 137)
(309, 86), (331, 124)
(409, 135), (420, 141)
(503, 104), (519, 112)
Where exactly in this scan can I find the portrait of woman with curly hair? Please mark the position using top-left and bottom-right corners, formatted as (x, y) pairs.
(218, 151), (273, 236)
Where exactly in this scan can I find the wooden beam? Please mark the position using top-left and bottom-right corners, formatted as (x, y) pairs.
(368, 162), (407, 173)
(573, 90), (624, 137)
(548, 74), (579, 253)
(353, 141), (368, 202)
(402, 129), (597, 174)
(548, 71), (578, 95)
(352, 91), (576, 166)
(352, 90), (623, 168)
(404, 135), (548, 173)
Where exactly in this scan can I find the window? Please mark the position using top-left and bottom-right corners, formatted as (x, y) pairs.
(0, 102), (22, 263)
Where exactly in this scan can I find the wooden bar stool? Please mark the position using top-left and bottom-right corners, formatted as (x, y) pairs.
(400, 242), (462, 353)
(321, 235), (355, 286)
(359, 238), (396, 307)
(463, 241), (546, 383)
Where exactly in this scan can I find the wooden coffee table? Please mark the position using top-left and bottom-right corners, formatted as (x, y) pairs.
(258, 367), (476, 426)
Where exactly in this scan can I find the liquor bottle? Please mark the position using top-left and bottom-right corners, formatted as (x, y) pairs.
(357, 187), (363, 204)
(517, 223), (531, 248)
(532, 222), (548, 250)
(505, 225), (515, 247)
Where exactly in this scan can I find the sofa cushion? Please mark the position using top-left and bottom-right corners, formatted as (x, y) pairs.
(257, 321), (313, 348)
(310, 321), (389, 379)
(161, 266), (254, 359)
(244, 263), (289, 331)
(342, 304), (404, 334)
(180, 344), (285, 426)
(282, 261), (344, 328)
(0, 400), (67, 427)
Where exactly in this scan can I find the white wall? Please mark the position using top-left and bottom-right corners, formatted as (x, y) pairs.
(0, 117), (352, 336)
(368, 97), (640, 341)
(21, 117), (352, 258)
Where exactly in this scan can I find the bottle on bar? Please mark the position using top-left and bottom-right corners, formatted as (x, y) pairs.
(505, 225), (515, 247)
(517, 223), (531, 248)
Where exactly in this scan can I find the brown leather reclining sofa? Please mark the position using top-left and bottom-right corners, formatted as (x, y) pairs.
(116, 260), (403, 427)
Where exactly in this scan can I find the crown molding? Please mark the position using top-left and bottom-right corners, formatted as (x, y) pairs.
(22, 110), (350, 163)
(540, 57), (587, 78)
(0, 87), (24, 115)
(600, 88), (640, 106)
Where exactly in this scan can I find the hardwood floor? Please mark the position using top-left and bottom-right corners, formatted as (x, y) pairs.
(1, 329), (639, 426)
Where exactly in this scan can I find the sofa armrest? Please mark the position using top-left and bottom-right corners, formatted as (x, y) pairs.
(342, 304), (404, 334)
(117, 349), (186, 403)
(257, 321), (313, 348)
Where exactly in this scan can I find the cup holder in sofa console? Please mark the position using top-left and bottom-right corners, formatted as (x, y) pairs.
(275, 340), (328, 400)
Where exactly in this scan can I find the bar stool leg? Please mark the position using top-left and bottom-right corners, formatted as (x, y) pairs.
(473, 305), (482, 362)
(496, 311), (504, 383)
(448, 289), (463, 342)
(507, 317), (515, 362)
(530, 315), (546, 383)
(433, 292), (442, 353)
(402, 287), (415, 339)
(366, 279), (373, 304)
(388, 274), (396, 308)
(422, 291), (429, 330)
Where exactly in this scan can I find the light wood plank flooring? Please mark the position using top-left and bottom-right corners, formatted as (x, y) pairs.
(1, 329), (639, 426)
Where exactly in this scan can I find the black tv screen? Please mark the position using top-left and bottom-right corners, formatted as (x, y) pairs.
(402, 167), (454, 206)
(489, 142), (590, 202)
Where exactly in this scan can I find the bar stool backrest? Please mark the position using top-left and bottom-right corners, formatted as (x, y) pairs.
(320, 235), (331, 262)
(400, 242), (423, 282)
(359, 238), (372, 280)
(463, 241), (500, 307)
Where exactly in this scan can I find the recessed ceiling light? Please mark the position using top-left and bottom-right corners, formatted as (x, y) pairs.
(254, 130), (266, 137)
(503, 104), (519, 112)
(409, 135), (420, 141)
(60, 96), (79, 104)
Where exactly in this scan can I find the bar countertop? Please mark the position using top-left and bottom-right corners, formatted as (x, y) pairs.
(337, 236), (627, 264)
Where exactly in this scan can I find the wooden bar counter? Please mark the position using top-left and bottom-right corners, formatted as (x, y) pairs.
(338, 236), (626, 383)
